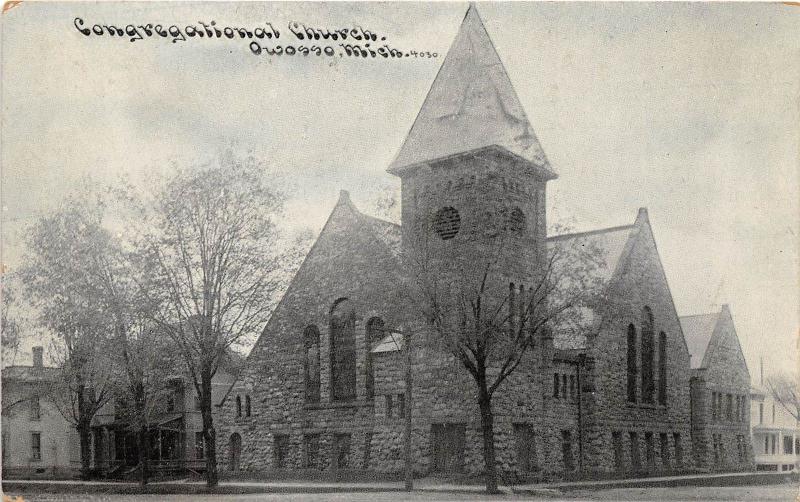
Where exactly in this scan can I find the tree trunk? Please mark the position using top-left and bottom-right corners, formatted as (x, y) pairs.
(478, 386), (499, 494)
(201, 372), (218, 487)
(78, 421), (92, 480)
(138, 426), (149, 486)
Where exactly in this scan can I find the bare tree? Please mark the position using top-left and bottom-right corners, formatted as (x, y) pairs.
(766, 371), (800, 423)
(133, 151), (298, 487)
(19, 192), (117, 479)
(405, 225), (604, 493)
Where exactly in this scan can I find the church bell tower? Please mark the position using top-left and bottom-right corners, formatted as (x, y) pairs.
(388, 5), (556, 282)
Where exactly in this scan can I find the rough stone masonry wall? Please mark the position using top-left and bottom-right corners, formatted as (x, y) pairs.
(217, 195), (409, 472)
(584, 216), (693, 476)
(696, 308), (753, 471)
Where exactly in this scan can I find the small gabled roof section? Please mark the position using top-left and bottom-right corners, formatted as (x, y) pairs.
(680, 312), (720, 369)
(388, 4), (553, 176)
(372, 332), (405, 354)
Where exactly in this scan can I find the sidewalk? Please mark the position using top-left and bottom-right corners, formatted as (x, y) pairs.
(4, 470), (795, 496)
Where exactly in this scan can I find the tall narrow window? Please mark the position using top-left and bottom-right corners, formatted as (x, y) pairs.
(629, 432), (641, 471)
(30, 395), (41, 421)
(330, 299), (357, 401)
(562, 374), (568, 400)
(673, 433), (683, 467)
(641, 307), (655, 403)
(612, 432), (624, 472)
(304, 325), (321, 403)
(553, 373), (560, 399)
(726, 394), (733, 421)
(31, 432), (42, 461)
(245, 395), (252, 417)
(365, 317), (385, 400)
(759, 403), (763, 424)
(627, 324), (637, 403)
(658, 332), (667, 405)
(712, 392), (718, 421)
(569, 375), (576, 400)
(660, 433), (670, 471)
(645, 432), (655, 472)
(561, 430), (574, 471)
(236, 396), (242, 418)
(398, 393), (406, 418)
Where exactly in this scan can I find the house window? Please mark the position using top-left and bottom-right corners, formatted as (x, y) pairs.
(245, 395), (251, 417)
(166, 396), (175, 413)
(569, 375), (576, 400)
(31, 432), (41, 461)
(195, 431), (205, 459)
(640, 307), (655, 404)
(304, 434), (320, 469)
(553, 373), (560, 399)
(274, 434), (290, 468)
(759, 402), (763, 424)
(626, 324), (637, 403)
(30, 395), (41, 421)
(365, 318), (385, 400)
(236, 396), (242, 418)
(330, 299), (357, 402)
(397, 394), (406, 418)
(304, 325), (321, 403)
(658, 332), (667, 405)
(385, 395), (393, 418)
(784, 436), (793, 455)
(562, 374), (568, 400)
(514, 424), (536, 472)
(737, 435), (745, 462)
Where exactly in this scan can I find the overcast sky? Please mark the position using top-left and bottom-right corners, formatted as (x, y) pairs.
(2, 2), (798, 376)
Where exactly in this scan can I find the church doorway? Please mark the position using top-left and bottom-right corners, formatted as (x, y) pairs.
(431, 423), (465, 473)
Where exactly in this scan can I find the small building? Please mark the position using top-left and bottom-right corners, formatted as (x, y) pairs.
(682, 305), (753, 471)
(1, 347), (81, 479)
(90, 371), (234, 477)
(750, 379), (800, 471)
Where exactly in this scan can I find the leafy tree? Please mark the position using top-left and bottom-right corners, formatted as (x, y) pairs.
(405, 224), (604, 493)
(133, 151), (299, 487)
(19, 191), (116, 479)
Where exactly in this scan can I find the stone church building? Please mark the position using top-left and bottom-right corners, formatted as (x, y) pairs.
(218, 5), (752, 479)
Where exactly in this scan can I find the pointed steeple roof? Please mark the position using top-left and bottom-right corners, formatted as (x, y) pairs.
(388, 4), (553, 176)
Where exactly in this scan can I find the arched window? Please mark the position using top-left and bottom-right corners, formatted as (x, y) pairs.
(304, 325), (321, 403)
(235, 395), (242, 418)
(330, 299), (357, 401)
(365, 317), (385, 400)
(658, 332), (667, 405)
(626, 324), (637, 403)
(245, 395), (252, 417)
(641, 307), (655, 404)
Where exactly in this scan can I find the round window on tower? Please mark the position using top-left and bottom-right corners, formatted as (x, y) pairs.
(432, 207), (461, 240)
(507, 207), (526, 233)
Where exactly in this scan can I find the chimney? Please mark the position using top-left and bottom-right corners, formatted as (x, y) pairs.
(32, 346), (43, 369)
